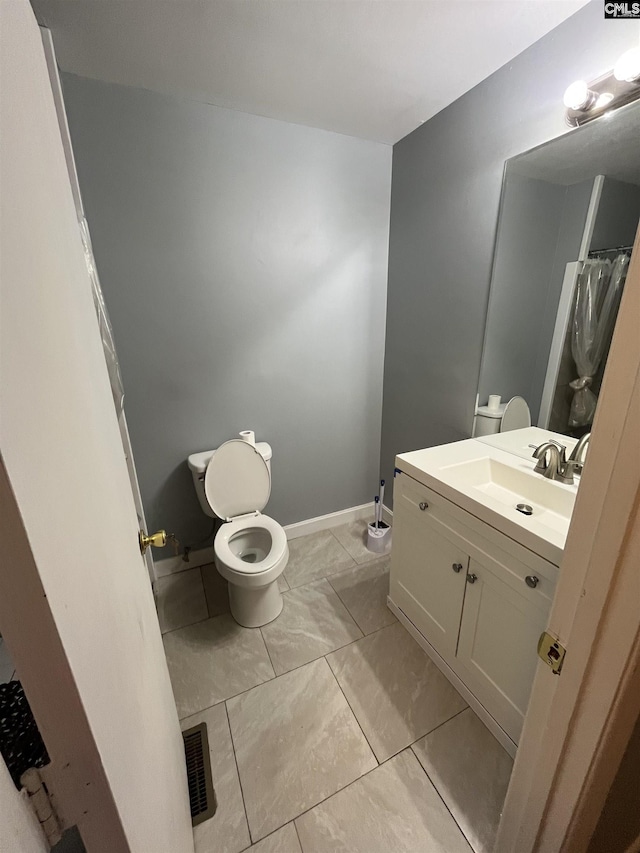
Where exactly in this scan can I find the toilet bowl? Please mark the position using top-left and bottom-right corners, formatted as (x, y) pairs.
(214, 513), (288, 628)
(194, 437), (288, 628)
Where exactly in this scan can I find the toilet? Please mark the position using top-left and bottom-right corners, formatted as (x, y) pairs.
(473, 395), (531, 437)
(187, 438), (288, 628)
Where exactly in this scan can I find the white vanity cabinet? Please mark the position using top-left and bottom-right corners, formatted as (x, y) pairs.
(389, 470), (558, 750)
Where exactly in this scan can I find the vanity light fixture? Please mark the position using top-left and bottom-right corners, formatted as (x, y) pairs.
(614, 46), (640, 83)
(564, 47), (640, 126)
(563, 80), (597, 111)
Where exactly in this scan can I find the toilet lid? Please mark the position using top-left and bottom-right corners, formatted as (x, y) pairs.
(500, 396), (531, 432)
(204, 439), (271, 521)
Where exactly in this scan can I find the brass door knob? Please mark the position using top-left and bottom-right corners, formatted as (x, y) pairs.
(139, 529), (167, 555)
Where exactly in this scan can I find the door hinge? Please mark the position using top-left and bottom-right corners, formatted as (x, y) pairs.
(538, 631), (567, 675)
(21, 767), (63, 848)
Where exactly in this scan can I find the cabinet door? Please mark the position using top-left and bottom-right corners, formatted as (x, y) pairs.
(457, 558), (548, 743)
(390, 500), (468, 659)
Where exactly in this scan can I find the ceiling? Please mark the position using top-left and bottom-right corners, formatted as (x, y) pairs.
(32, 0), (589, 145)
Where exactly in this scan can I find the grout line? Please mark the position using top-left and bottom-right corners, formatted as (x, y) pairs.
(224, 701), (254, 846)
(284, 559), (356, 590)
(160, 612), (212, 638)
(409, 706), (470, 748)
(285, 742), (441, 838)
(293, 818), (304, 852)
(176, 620), (400, 724)
(259, 625), (277, 675)
(410, 741), (476, 852)
(326, 571), (393, 636)
(324, 655), (379, 766)
(199, 565), (210, 619)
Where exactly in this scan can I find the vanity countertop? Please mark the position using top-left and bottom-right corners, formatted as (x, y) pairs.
(396, 428), (578, 566)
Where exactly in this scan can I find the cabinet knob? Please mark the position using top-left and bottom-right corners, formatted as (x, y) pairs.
(419, 501), (428, 511)
(525, 575), (540, 588)
(452, 562), (464, 573)
(466, 573), (478, 584)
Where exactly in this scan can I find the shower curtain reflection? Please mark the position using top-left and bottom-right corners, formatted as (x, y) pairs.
(568, 252), (630, 429)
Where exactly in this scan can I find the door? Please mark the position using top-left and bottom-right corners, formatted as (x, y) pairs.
(39, 24), (157, 585)
(390, 478), (468, 658)
(457, 558), (551, 744)
(0, 3), (194, 851)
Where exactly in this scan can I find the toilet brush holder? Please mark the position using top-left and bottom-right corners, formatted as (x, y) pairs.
(366, 521), (391, 554)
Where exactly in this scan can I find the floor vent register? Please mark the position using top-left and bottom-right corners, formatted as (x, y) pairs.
(0, 680), (50, 789)
(182, 721), (217, 826)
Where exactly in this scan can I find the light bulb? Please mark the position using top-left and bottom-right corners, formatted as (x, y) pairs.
(563, 80), (596, 111)
(614, 47), (640, 83)
(595, 92), (614, 109)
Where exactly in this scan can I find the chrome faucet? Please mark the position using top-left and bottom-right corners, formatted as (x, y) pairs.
(530, 433), (590, 485)
(532, 442), (563, 480)
(567, 433), (590, 470)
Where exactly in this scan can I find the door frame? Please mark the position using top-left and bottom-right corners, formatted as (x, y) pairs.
(496, 225), (640, 850)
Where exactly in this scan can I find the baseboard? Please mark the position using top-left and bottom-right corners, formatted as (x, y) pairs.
(387, 596), (517, 758)
(154, 501), (393, 577)
(284, 502), (375, 540)
(154, 545), (214, 578)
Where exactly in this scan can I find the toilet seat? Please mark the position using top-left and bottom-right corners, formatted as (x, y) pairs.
(204, 439), (270, 521)
(500, 396), (531, 432)
(214, 514), (288, 587)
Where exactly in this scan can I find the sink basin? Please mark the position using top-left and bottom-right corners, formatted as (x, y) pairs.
(440, 456), (575, 536)
(396, 433), (579, 565)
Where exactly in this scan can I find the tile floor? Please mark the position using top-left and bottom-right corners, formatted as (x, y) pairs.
(159, 520), (514, 853)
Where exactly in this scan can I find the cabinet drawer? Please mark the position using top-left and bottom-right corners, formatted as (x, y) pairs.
(396, 472), (558, 603)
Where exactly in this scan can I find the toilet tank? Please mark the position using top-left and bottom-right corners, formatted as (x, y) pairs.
(472, 405), (505, 437)
(187, 442), (272, 518)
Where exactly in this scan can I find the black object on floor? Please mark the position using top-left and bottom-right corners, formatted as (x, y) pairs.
(182, 721), (217, 826)
(0, 680), (49, 789)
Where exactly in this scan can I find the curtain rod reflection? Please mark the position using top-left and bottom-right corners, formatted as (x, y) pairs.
(588, 244), (633, 257)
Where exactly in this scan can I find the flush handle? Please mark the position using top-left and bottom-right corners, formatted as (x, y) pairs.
(466, 573), (478, 584)
(525, 575), (540, 588)
(419, 501), (428, 511)
(452, 562), (464, 573)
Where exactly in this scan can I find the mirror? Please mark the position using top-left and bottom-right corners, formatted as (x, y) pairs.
(477, 101), (640, 438)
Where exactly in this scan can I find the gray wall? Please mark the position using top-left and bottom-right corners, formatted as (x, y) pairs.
(62, 75), (391, 545)
(591, 177), (640, 250)
(477, 172), (565, 410)
(380, 1), (638, 491)
(478, 173), (592, 421)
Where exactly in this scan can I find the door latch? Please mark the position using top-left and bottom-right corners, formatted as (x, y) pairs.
(139, 529), (180, 556)
(537, 631), (567, 675)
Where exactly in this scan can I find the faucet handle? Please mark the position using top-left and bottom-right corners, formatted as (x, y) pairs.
(556, 460), (581, 486)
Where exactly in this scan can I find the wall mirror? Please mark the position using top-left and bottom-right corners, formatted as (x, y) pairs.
(477, 100), (639, 439)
